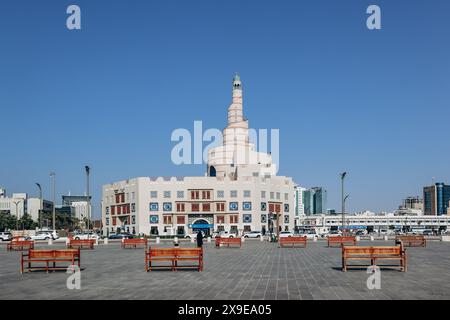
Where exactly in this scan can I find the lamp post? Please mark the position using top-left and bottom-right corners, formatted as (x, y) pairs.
(85, 166), (90, 232)
(340, 172), (347, 233)
(36, 183), (42, 228)
(49, 172), (56, 230)
(12, 199), (22, 231)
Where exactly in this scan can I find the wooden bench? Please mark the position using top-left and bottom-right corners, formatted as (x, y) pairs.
(342, 245), (407, 272)
(328, 236), (357, 247)
(67, 239), (95, 250)
(279, 236), (307, 248)
(7, 240), (34, 251)
(215, 237), (242, 248)
(396, 235), (426, 247)
(21, 249), (81, 273)
(122, 238), (148, 249)
(145, 247), (203, 272)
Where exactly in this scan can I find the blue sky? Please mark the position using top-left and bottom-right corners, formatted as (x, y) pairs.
(1, 0), (449, 218)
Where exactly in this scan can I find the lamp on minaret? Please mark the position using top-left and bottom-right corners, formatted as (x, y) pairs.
(233, 73), (242, 91)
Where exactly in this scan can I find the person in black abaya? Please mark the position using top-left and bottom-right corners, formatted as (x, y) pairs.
(196, 231), (204, 248)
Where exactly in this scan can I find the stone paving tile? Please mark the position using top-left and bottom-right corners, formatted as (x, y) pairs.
(1, 240), (450, 300)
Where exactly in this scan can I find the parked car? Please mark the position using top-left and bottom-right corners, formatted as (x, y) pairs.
(423, 229), (434, 236)
(108, 233), (134, 240)
(0, 232), (12, 241)
(328, 230), (342, 237)
(218, 231), (236, 238)
(35, 229), (59, 240)
(244, 231), (262, 238)
(185, 231), (205, 240)
(27, 231), (53, 241)
(301, 231), (317, 240)
(73, 232), (100, 240)
(279, 231), (294, 238)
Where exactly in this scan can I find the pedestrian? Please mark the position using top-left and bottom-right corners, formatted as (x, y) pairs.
(196, 231), (203, 248)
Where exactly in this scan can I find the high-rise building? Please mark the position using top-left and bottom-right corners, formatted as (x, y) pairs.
(423, 183), (450, 216)
(301, 187), (327, 215)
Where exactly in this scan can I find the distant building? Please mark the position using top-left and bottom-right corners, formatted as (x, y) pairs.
(294, 186), (306, 216)
(0, 191), (53, 221)
(301, 187), (327, 215)
(423, 183), (450, 216)
(62, 195), (92, 220)
(395, 196), (423, 215)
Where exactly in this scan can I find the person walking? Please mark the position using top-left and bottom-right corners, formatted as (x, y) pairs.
(196, 231), (204, 248)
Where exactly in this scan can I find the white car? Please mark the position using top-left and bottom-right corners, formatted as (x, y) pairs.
(299, 232), (317, 240)
(244, 231), (262, 238)
(279, 231), (294, 238)
(218, 231), (236, 238)
(27, 231), (53, 241)
(185, 231), (205, 240)
(0, 232), (13, 241)
(73, 232), (99, 240)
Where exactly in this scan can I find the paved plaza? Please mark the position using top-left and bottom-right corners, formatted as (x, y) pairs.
(1, 240), (450, 300)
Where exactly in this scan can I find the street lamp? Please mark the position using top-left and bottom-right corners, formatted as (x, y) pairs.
(49, 172), (56, 230)
(85, 166), (91, 231)
(340, 172), (347, 232)
(12, 199), (22, 231)
(35, 183), (42, 228)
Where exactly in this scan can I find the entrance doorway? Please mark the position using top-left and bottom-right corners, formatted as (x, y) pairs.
(192, 219), (212, 236)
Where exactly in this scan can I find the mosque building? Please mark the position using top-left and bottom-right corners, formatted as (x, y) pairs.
(101, 75), (297, 236)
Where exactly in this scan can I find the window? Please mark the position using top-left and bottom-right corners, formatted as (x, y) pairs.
(252, 172), (259, 177)
(230, 190), (238, 198)
(106, 207), (109, 215)
(112, 217), (117, 226)
(176, 203), (185, 212)
(230, 215), (239, 224)
(216, 203), (225, 212)
(150, 191), (158, 198)
(284, 193), (289, 201)
(149, 203), (159, 211)
(117, 206), (122, 215)
(191, 191), (200, 200)
(243, 202), (252, 210)
(163, 215), (172, 224)
(217, 190), (224, 198)
(244, 190), (251, 198)
(149, 215), (159, 224)
(106, 218), (110, 226)
(126, 193), (129, 201)
(284, 204), (289, 212)
(276, 193), (281, 200)
(111, 206), (115, 215)
(131, 203), (135, 212)
(202, 203), (211, 211)
(284, 215), (289, 223)
(270, 192), (274, 199)
(229, 202), (238, 211)
(202, 191), (211, 199)
(163, 202), (172, 211)
(191, 204), (200, 212)
(131, 192), (135, 200)
(177, 216), (185, 224)
(261, 215), (267, 223)
(261, 202), (267, 211)
(261, 191), (266, 199)
(217, 215), (225, 224)
(177, 191), (184, 198)
(131, 216), (136, 224)
(164, 191), (171, 198)
(243, 214), (252, 223)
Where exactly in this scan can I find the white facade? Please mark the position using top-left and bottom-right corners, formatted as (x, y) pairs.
(71, 201), (91, 220)
(102, 75), (297, 236)
(0, 193), (44, 221)
(298, 214), (450, 232)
